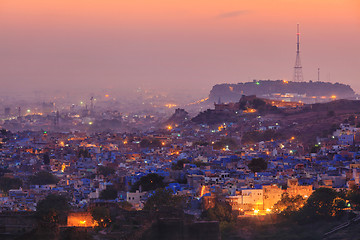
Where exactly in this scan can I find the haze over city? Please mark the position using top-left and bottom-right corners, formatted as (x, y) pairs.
(2, 1), (360, 240)
(1, 0), (359, 97)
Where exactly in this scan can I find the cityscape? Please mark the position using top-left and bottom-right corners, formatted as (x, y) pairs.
(0, 1), (360, 240)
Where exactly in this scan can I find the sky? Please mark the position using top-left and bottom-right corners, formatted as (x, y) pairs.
(0, 0), (359, 96)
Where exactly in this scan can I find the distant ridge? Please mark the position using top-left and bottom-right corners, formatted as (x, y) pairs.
(209, 80), (355, 103)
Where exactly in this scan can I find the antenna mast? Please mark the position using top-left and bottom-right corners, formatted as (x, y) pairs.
(293, 24), (304, 82)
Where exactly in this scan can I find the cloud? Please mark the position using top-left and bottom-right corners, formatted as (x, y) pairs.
(217, 10), (250, 19)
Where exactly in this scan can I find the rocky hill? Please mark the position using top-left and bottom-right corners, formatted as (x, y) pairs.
(191, 97), (360, 146)
(164, 108), (190, 125)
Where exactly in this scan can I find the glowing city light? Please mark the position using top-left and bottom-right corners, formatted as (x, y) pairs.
(165, 104), (177, 108)
(200, 185), (205, 198)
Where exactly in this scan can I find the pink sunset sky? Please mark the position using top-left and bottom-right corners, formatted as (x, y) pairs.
(0, 0), (359, 95)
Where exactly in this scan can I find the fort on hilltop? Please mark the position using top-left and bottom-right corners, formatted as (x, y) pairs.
(209, 80), (356, 104)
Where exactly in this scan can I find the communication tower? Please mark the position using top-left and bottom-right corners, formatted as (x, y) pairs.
(293, 24), (304, 82)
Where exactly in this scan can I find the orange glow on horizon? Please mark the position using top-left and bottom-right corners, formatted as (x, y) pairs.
(3, 0), (358, 31)
(1, 0), (359, 93)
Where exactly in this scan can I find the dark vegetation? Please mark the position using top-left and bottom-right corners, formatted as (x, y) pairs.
(0, 176), (22, 193)
(131, 173), (165, 192)
(91, 206), (111, 228)
(143, 188), (185, 211)
(212, 137), (238, 150)
(43, 153), (50, 165)
(171, 159), (190, 170)
(202, 199), (236, 223)
(99, 186), (118, 200)
(273, 193), (306, 216)
(192, 109), (239, 125)
(139, 138), (162, 148)
(36, 194), (70, 226)
(171, 159), (207, 170)
(97, 165), (115, 177)
(247, 157), (268, 173)
(77, 148), (91, 158)
(211, 187), (360, 239)
(242, 129), (283, 144)
(29, 171), (59, 185)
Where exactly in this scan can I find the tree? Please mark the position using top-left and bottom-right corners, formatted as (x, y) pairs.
(202, 199), (236, 223)
(0, 168), (12, 177)
(248, 158), (267, 173)
(213, 138), (237, 150)
(91, 207), (111, 228)
(298, 187), (344, 221)
(273, 193), (305, 216)
(194, 160), (208, 168)
(347, 185), (360, 210)
(99, 186), (118, 200)
(327, 110), (335, 117)
(140, 138), (162, 148)
(143, 188), (184, 211)
(77, 148), (91, 158)
(251, 98), (266, 109)
(348, 115), (356, 125)
(29, 171), (59, 185)
(193, 141), (209, 147)
(0, 177), (22, 193)
(131, 173), (165, 192)
(43, 153), (50, 165)
(118, 201), (134, 211)
(0, 129), (7, 135)
(36, 194), (70, 225)
(0, 129), (11, 137)
(310, 144), (321, 153)
(242, 130), (282, 144)
(97, 166), (115, 177)
(171, 159), (190, 170)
